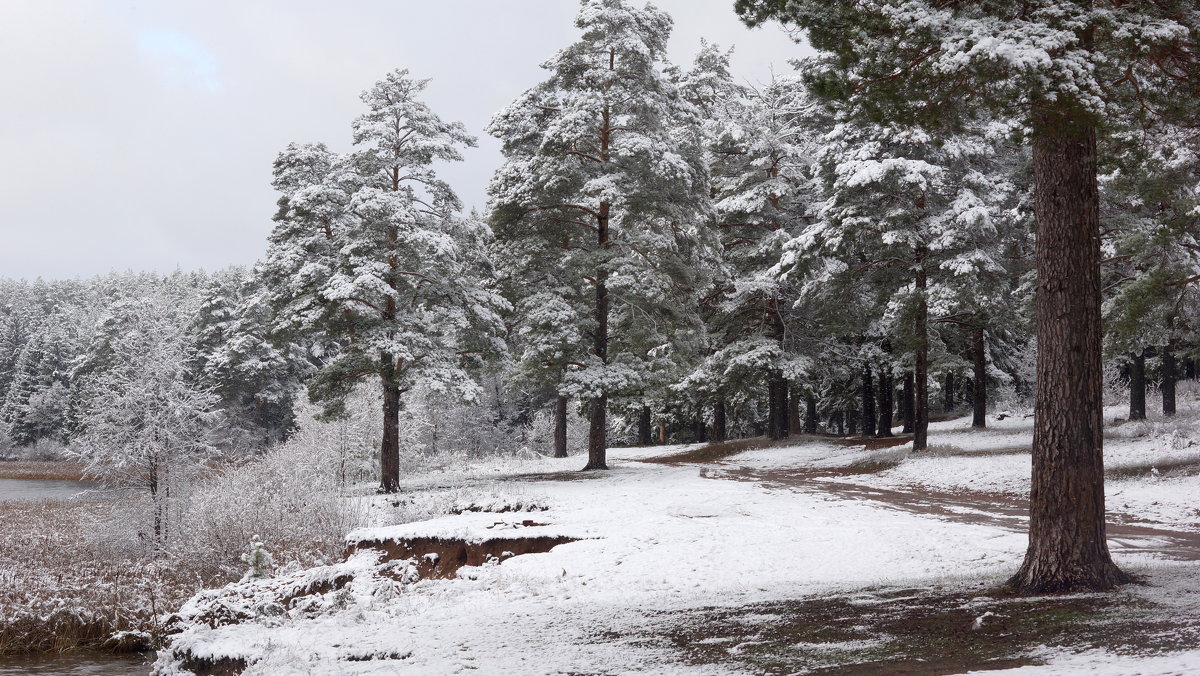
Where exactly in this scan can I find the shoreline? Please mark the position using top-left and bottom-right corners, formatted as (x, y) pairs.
(0, 460), (86, 482)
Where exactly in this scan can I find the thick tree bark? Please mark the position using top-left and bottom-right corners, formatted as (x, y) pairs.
(861, 366), (876, 436)
(875, 368), (894, 438)
(805, 392), (817, 434)
(1128, 351), (1146, 422)
(767, 376), (788, 440)
(972, 327), (987, 429)
(554, 395), (569, 458)
(1007, 110), (1128, 593)
(637, 404), (652, 446)
(914, 263), (929, 451)
(713, 399), (727, 443)
(901, 371), (915, 434)
(380, 370), (401, 493)
(944, 372), (955, 413)
(692, 413), (707, 443)
(1163, 346), (1177, 417)
(583, 200), (611, 471)
(788, 386), (802, 436)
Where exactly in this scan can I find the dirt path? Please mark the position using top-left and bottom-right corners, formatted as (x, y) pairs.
(701, 458), (1200, 562)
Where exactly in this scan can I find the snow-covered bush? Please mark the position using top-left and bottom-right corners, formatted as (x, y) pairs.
(179, 437), (368, 574)
(241, 538), (275, 581)
(526, 405), (589, 456)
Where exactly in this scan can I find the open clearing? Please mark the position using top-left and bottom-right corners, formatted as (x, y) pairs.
(155, 410), (1200, 675)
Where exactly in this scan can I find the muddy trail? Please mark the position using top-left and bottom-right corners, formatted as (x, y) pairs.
(638, 435), (1200, 562)
(705, 459), (1200, 562)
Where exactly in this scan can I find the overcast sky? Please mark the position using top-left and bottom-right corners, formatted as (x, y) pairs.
(0, 1), (808, 280)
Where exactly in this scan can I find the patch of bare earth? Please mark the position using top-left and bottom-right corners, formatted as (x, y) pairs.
(641, 580), (1200, 675)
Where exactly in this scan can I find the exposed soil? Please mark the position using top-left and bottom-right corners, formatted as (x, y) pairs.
(704, 464), (1200, 563)
(643, 582), (1200, 675)
(347, 529), (579, 580)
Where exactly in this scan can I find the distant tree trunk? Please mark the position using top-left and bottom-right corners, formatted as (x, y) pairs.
(847, 408), (858, 435)
(693, 413), (707, 443)
(554, 395), (569, 457)
(768, 376), (788, 440)
(658, 422), (666, 444)
(861, 367), (876, 436)
(1163, 346), (1177, 417)
(805, 392), (818, 434)
(380, 369), (401, 493)
(788, 386), (802, 436)
(875, 368), (894, 438)
(1129, 351), (1146, 422)
(913, 264), (929, 451)
(831, 409), (844, 435)
(583, 202), (611, 471)
(713, 399), (727, 442)
(1007, 110), (1128, 593)
(944, 372), (955, 413)
(901, 371), (915, 433)
(972, 328), (987, 429)
(1186, 357), (1197, 380)
(766, 381), (779, 440)
(637, 404), (652, 447)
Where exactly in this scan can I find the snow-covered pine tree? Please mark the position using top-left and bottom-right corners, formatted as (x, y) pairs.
(793, 109), (1021, 449)
(194, 270), (307, 451)
(1101, 121), (1200, 419)
(738, 0), (1200, 592)
(260, 69), (507, 493)
(697, 72), (816, 441)
(488, 0), (711, 469)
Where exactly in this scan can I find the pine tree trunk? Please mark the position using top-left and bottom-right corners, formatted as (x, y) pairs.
(847, 408), (858, 435)
(554, 395), (569, 458)
(693, 413), (707, 443)
(861, 366), (876, 436)
(1163, 346), (1177, 417)
(637, 404), (652, 446)
(876, 368), (894, 438)
(380, 372), (401, 493)
(583, 201), (611, 471)
(804, 392), (817, 434)
(901, 371), (914, 434)
(914, 264), (929, 451)
(585, 393), (608, 469)
(782, 389), (801, 437)
(972, 327), (987, 429)
(1007, 110), (1128, 593)
(944, 372), (955, 413)
(713, 399), (727, 442)
(767, 377), (788, 440)
(1129, 351), (1146, 422)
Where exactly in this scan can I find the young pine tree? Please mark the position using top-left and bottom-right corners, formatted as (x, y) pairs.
(488, 0), (712, 469)
(261, 70), (507, 493)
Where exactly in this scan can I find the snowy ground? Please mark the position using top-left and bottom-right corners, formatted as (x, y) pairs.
(155, 404), (1200, 675)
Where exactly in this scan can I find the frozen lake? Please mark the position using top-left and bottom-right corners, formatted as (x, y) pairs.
(0, 477), (105, 502)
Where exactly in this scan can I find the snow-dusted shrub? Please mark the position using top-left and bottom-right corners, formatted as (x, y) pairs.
(241, 538), (275, 581)
(527, 405), (589, 456)
(179, 439), (368, 574)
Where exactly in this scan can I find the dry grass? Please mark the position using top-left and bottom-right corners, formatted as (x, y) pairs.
(0, 498), (233, 655)
(0, 460), (85, 481)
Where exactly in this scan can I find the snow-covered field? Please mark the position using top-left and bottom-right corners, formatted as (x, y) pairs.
(155, 407), (1200, 675)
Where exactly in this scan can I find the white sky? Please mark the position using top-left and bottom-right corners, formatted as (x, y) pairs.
(0, 1), (807, 280)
